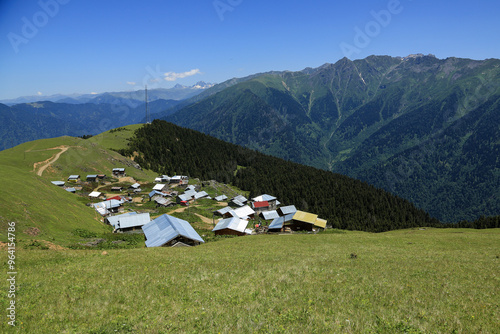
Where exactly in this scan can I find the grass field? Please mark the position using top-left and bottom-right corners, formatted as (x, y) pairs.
(2, 228), (498, 333)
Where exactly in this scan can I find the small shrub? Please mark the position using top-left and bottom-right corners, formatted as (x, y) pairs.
(72, 229), (98, 238)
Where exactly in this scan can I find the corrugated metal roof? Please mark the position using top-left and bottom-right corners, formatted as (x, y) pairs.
(155, 197), (172, 206)
(130, 183), (141, 189)
(212, 217), (248, 233)
(149, 190), (163, 198)
(154, 177), (163, 182)
(231, 199), (244, 207)
(252, 194), (276, 202)
(89, 191), (101, 197)
(194, 191), (208, 199)
(214, 195), (228, 201)
(216, 206), (233, 215)
(231, 205), (255, 219)
(252, 201), (269, 209)
(68, 175), (79, 179)
(279, 205), (297, 215)
(153, 184), (166, 191)
(113, 168), (125, 172)
(293, 210), (318, 224)
(261, 210), (280, 220)
(233, 195), (248, 203)
(86, 174), (98, 178)
(94, 199), (123, 210)
(107, 212), (137, 227)
(178, 194), (191, 202)
(184, 189), (197, 198)
(269, 216), (284, 230)
(142, 214), (204, 247)
(314, 218), (327, 229)
(186, 185), (196, 191)
(65, 188), (76, 193)
(51, 181), (65, 186)
(118, 213), (150, 229)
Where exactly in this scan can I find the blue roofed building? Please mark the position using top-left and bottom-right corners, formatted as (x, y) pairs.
(212, 217), (251, 236)
(142, 214), (204, 247)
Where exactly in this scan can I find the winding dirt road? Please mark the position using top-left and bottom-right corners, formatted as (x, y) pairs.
(33, 146), (70, 176)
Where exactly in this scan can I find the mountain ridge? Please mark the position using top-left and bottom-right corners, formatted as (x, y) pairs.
(161, 54), (500, 222)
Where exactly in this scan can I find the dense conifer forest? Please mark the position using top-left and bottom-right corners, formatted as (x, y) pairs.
(119, 121), (499, 231)
(120, 121), (435, 231)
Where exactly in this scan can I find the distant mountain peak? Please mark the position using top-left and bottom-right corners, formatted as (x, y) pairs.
(402, 53), (437, 61)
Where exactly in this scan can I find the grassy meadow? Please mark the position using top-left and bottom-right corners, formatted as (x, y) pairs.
(2, 228), (499, 333)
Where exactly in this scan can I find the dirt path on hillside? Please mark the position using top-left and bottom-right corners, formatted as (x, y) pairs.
(33, 146), (70, 176)
(167, 207), (214, 225)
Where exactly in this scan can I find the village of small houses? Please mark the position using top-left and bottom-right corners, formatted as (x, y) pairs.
(52, 167), (328, 247)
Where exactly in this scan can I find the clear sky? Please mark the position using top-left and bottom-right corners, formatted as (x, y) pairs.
(1, 0), (499, 99)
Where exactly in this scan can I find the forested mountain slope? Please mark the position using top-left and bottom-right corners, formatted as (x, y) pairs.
(121, 120), (441, 232)
(163, 55), (500, 222)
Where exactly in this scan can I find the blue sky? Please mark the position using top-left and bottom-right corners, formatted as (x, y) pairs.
(1, 0), (499, 99)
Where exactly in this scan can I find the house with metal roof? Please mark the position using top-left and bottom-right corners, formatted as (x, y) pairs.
(252, 194), (278, 209)
(155, 197), (174, 207)
(214, 206), (233, 216)
(89, 191), (101, 198)
(268, 214), (295, 232)
(149, 190), (164, 200)
(106, 212), (137, 228)
(278, 205), (297, 216)
(65, 187), (76, 193)
(261, 210), (280, 221)
(194, 191), (209, 200)
(142, 214), (204, 247)
(170, 175), (188, 184)
(111, 186), (123, 192)
(93, 199), (124, 216)
(115, 212), (151, 233)
(51, 181), (65, 187)
(287, 210), (327, 231)
(214, 195), (228, 202)
(223, 205), (255, 220)
(112, 168), (126, 177)
(86, 175), (98, 182)
(129, 183), (141, 189)
(67, 175), (80, 182)
(252, 201), (269, 214)
(212, 217), (251, 236)
(153, 184), (166, 191)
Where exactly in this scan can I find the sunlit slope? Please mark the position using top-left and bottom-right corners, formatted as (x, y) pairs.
(0, 128), (155, 246)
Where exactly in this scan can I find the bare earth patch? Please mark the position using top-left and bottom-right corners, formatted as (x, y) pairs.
(24, 227), (41, 236)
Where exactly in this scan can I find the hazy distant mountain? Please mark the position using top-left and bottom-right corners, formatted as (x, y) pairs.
(0, 99), (181, 150)
(163, 55), (500, 222)
(0, 82), (215, 106)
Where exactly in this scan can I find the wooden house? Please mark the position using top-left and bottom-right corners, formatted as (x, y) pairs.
(287, 210), (327, 231)
(67, 175), (80, 182)
(142, 214), (204, 247)
(212, 217), (251, 236)
(112, 168), (126, 177)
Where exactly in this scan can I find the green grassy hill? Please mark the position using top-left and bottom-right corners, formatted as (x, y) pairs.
(3, 228), (499, 333)
(0, 127), (157, 247)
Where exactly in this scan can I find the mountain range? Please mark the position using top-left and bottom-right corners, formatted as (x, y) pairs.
(2, 54), (499, 222)
(0, 81), (215, 106)
(160, 54), (500, 222)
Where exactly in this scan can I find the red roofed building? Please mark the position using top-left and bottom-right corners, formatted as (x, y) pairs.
(251, 201), (269, 214)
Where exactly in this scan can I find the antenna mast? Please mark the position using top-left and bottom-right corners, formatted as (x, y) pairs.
(145, 85), (150, 124)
